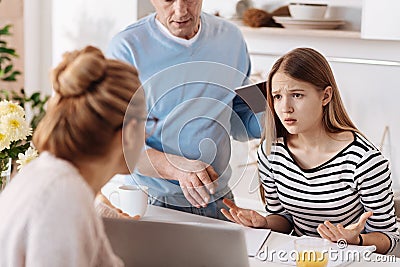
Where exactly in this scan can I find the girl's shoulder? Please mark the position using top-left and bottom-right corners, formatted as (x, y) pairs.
(351, 132), (389, 166)
(352, 132), (380, 153)
(258, 138), (288, 159)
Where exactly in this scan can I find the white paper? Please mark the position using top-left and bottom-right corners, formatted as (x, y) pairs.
(243, 227), (271, 257)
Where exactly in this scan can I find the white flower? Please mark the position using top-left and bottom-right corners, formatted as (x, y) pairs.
(0, 100), (25, 117)
(0, 131), (11, 151)
(16, 147), (38, 171)
(0, 112), (32, 142)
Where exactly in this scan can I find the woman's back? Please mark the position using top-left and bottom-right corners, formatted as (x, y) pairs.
(0, 152), (123, 266)
(0, 45), (145, 266)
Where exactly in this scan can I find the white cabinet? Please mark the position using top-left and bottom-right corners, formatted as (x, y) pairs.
(361, 0), (400, 41)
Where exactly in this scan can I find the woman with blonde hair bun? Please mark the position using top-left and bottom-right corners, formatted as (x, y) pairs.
(0, 46), (145, 266)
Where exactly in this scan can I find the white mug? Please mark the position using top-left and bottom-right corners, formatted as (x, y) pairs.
(109, 185), (149, 217)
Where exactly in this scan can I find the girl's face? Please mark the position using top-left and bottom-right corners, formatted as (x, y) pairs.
(271, 72), (330, 135)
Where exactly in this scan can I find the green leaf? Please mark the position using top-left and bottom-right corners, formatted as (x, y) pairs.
(4, 64), (12, 74)
(2, 71), (21, 81)
(0, 47), (17, 56)
(0, 25), (12, 35)
(3, 76), (16, 81)
(31, 92), (41, 103)
(0, 56), (12, 65)
(0, 56), (11, 61)
(6, 142), (31, 159)
(0, 90), (10, 100)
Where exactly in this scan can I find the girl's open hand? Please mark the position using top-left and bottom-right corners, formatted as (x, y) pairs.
(221, 198), (268, 228)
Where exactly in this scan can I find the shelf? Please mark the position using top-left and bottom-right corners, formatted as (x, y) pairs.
(228, 18), (360, 39)
(238, 25), (361, 39)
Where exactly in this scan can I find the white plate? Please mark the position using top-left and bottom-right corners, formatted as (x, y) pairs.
(273, 16), (345, 30)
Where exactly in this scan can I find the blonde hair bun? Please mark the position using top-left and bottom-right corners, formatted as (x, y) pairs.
(53, 46), (106, 97)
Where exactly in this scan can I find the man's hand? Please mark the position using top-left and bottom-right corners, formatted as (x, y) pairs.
(137, 149), (219, 208)
(169, 155), (219, 208)
(317, 211), (373, 244)
(221, 199), (268, 228)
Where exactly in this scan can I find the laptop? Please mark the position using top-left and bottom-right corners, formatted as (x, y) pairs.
(103, 218), (250, 267)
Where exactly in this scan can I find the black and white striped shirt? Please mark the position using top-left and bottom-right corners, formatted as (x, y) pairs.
(258, 132), (399, 253)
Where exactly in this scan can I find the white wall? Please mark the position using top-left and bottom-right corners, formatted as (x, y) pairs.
(24, 0), (52, 95)
(25, 0), (141, 94)
(51, 0), (137, 67)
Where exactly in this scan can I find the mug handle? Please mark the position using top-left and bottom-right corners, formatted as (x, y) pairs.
(108, 191), (120, 207)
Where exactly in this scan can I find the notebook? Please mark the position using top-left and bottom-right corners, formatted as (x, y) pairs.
(235, 81), (267, 113)
(103, 218), (250, 267)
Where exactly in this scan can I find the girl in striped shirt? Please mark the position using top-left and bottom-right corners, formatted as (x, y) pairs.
(222, 47), (399, 254)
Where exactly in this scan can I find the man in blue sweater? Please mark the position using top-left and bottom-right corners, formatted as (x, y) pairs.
(107, 0), (262, 220)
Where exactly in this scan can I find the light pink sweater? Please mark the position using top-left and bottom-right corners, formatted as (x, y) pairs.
(0, 152), (123, 267)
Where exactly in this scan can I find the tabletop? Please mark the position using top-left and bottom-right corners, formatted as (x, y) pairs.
(141, 205), (400, 267)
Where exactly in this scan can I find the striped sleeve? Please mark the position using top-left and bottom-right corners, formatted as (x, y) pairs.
(257, 142), (293, 225)
(355, 150), (400, 254)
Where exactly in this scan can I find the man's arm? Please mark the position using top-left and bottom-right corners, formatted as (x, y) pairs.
(229, 25), (264, 141)
(230, 95), (263, 141)
(137, 148), (219, 208)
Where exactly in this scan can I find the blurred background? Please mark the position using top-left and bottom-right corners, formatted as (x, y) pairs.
(1, 0), (399, 211)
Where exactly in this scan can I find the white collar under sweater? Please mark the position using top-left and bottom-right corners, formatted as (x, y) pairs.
(154, 16), (202, 47)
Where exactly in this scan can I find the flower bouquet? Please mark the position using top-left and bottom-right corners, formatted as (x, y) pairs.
(0, 100), (38, 189)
